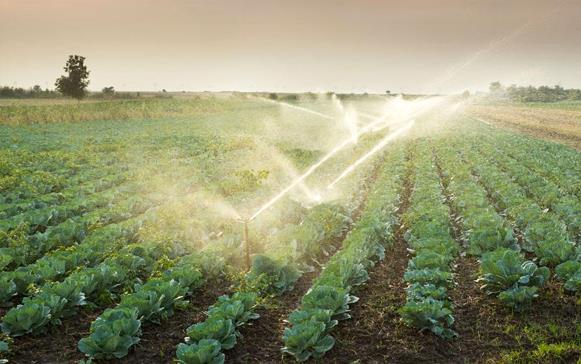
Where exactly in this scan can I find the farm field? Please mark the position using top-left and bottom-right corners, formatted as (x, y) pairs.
(0, 95), (580, 364)
(465, 101), (581, 150)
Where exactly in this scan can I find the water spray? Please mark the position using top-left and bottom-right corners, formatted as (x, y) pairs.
(327, 120), (415, 188)
(261, 97), (334, 120)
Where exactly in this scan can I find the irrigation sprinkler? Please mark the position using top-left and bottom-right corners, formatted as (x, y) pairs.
(238, 218), (252, 271)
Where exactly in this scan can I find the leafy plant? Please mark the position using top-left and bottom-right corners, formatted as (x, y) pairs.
(555, 260), (581, 292)
(301, 286), (357, 321)
(281, 321), (335, 362)
(78, 307), (141, 359)
(246, 255), (300, 295)
(185, 318), (236, 350)
(176, 339), (225, 364)
(399, 298), (457, 339)
(478, 248), (550, 294)
(207, 293), (259, 327)
(0, 300), (52, 336)
(403, 268), (453, 287)
(406, 283), (448, 302)
(498, 286), (540, 312)
(478, 248), (550, 310)
(0, 276), (17, 305)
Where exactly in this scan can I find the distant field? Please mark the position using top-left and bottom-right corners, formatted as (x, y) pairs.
(0, 95), (579, 363)
(466, 101), (581, 150)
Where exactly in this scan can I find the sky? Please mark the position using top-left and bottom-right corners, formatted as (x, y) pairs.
(1, 0), (580, 94)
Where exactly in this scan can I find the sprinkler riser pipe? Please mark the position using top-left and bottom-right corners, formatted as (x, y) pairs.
(243, 221), (251, 271)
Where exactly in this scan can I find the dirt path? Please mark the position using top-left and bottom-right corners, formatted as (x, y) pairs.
(226, 151), (393, 363)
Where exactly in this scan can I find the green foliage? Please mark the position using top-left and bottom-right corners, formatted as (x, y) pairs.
(399, 298), (457, 339)
(179, 292), (258, 361)
(207, 293), (260, 328)
(555, 260), (581, 292)
(0, 276), (16, 304)
(282, 308), (338, 362)
(55, 55), (90, 100)
(186, 318), (237, 350)
(301, 286), (358, 321)
(0, 301), (51, 336)
(0, 339), (9, 364)
(406, 283), (448, 302)
(245, 255), (300, 295)
(78, 307), (141, 359)
(478, 248), (550, 310)
(282, 321), (335, 362)
(219, 169), (269, 196)
(282, 146), (405, 361)
(79, 252), (209, 359)
(176, 340), (225, 364)
(498, 286), (539, 312)
(403, 268), (453, 287)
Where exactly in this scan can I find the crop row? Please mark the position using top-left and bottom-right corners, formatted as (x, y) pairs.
(71, 142), (386, 361)
(171, 140), (401, 363)
(464, 139), (581, 292)
(462, 145), (575, 266)
(470, 121), (581, 198)
(172, 151), (391, 363)
(1, 193), (153, 272)
(0, 167), (128, 220)
(434, 140), (550, 311)
(280, 145), (407, 361)
(77, 251), (225, 359)
(457, 140), (580, 293)
(0, 216), (144, 305)
(473, 141), (580, 241)
(0, 149), (129, 207)
(175, 202), (350, 363)
(397, 141), (458, 338)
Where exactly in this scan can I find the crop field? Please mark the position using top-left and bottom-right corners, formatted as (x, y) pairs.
(0, 95), (579, 364)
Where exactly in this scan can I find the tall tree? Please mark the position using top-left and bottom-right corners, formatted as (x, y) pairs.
(55, 55), (90, 100)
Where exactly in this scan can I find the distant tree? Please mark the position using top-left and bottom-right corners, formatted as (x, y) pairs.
(489, 81), (503, 94)
(55, 55), (90, 100)
(462, 90), (470, 98)
(386, 90), (391, 95)
(268, 93), (278, 100)
(102, 86), (115, 97)
(32, 85), (42, 94)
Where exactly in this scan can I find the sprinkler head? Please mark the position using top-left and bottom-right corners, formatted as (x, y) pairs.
(236, 217), (250, 224)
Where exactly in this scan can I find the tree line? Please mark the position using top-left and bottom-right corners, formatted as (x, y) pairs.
(489, 82), (581, 102)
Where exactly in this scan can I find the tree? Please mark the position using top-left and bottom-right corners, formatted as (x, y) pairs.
(489, 81), (503, 94)
(55, 55), (90, 100)
(102, 86), (115, 98)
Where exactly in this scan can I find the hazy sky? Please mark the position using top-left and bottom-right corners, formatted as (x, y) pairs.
(1, 0), (580, 93)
